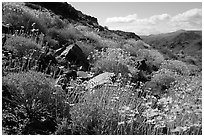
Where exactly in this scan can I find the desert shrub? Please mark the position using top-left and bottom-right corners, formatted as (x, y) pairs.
(187, 64), (201, 76)
(159, 48), (178, 60)
(2, 2), (47, 33)
(138, 49), (165, 69)
(182, 56), (198, 66)
(161, 60), (190, 75)
(83, 31), (119, 49)
(70, 83), (146, 135)
(91, 48), (138, 78)
(47, 25), (83, 44)
(145, 68), (178, 97)
(141, 74), (202, 135)
(75, 25), (93, 32)
(43, 36), (60, 49)
(166, 75), (202, 133)
(94, 59), (130, 77)
(83, 31), (104, 49)
(100, 39), (119, 48)
(37, 11), (67, 30)
(4, 35), (41, 57)
(2, 71), (70, 135)
(122, 39), (150, 56)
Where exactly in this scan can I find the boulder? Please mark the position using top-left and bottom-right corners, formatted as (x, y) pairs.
(58, 44), (89, 71)
(86, 72), (115, 89)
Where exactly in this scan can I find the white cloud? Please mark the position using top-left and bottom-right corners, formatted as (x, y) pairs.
(105, 8), (202, 35)
(170, 8), (202, 27)
(149, 14), (171, 24)
(106, 14), (137, 23)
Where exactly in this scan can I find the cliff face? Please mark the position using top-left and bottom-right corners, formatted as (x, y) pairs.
(28, 2), (141, 41)
(29, 2), (99, 26)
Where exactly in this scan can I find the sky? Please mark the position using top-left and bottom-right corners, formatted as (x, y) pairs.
(70, 2), (202, 35)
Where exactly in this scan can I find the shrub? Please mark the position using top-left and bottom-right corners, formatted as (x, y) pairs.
(91, 48), (138, 78)
(122, 39), (150, 56)
(159, 48), (178, 60)
(82, 31), (119, 49)
(2, 71), (70, 134)
(83, 31), (104, 49)
(145, 68), (178, 97)
(161, 60), (190, 75)
(70, 83), (145, 135)
(138, 49), (165, 69)
(141, 74), (202, 135)
(4, 35), (41, 57)
(47, 25), (83, 44)
(43, 36), (60, 49)
(187, 64), (201, 76)
(2, 2), (47, 33)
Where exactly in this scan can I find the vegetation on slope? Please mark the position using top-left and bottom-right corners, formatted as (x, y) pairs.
(2, 2), (202, 135)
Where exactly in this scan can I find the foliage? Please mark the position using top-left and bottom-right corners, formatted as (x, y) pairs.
(2, 2), (47, 33)
(90, 48), (138, 78)
(2, 2), (202, 135)
(161, 60), (190, 75)
(47, 24), (83, 44)
(2, 71), (70, 134)
(142, 74), (202, 135)
(70, 83), (146, 135)
(138, 49), (165, 69)
(145, 68), (178, 97)
(4, 35), (41, 57)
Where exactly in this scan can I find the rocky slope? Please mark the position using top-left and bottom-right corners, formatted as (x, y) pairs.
(141, 30), (202, 68)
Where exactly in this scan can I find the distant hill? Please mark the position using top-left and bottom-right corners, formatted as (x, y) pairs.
(141, 30), (202, 68)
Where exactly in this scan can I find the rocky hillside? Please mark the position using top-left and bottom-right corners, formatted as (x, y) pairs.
(141, 30), (202, 68)
(2, 2), (202, 135)
(27, 2), (99, 27)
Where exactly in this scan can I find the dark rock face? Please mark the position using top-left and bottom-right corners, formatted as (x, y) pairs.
(29, 2), (98, 26)
(58, 44), (89, 71)
(110, 30), (141, 40)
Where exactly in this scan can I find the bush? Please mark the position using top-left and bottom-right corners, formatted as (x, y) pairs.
(141, 74), (202, 135)
(82, 31), (119, 49)
(2, 2), (47, 33)
(187, 64), (201, 76)
(160, 75), (201, 134)
(122, 39), (150, 56)
(4, 35), (41, 57)
(91, 48), (138, 78)
(159, 48), (178, 60)
(47, 25), (83, 44)
(83, 31), (104, 49)
(138, 49), (165, 69)
(2, 71), (70, 134)
(161, 60), (190, 75)
(145, 68), (178, 97)
(70, 83), (145, 135)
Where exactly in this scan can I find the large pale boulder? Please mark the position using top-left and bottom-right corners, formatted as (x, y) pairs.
(86, 72), (115, 89)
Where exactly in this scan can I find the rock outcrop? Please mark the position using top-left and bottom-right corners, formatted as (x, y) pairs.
(29, 2), (99, 27)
